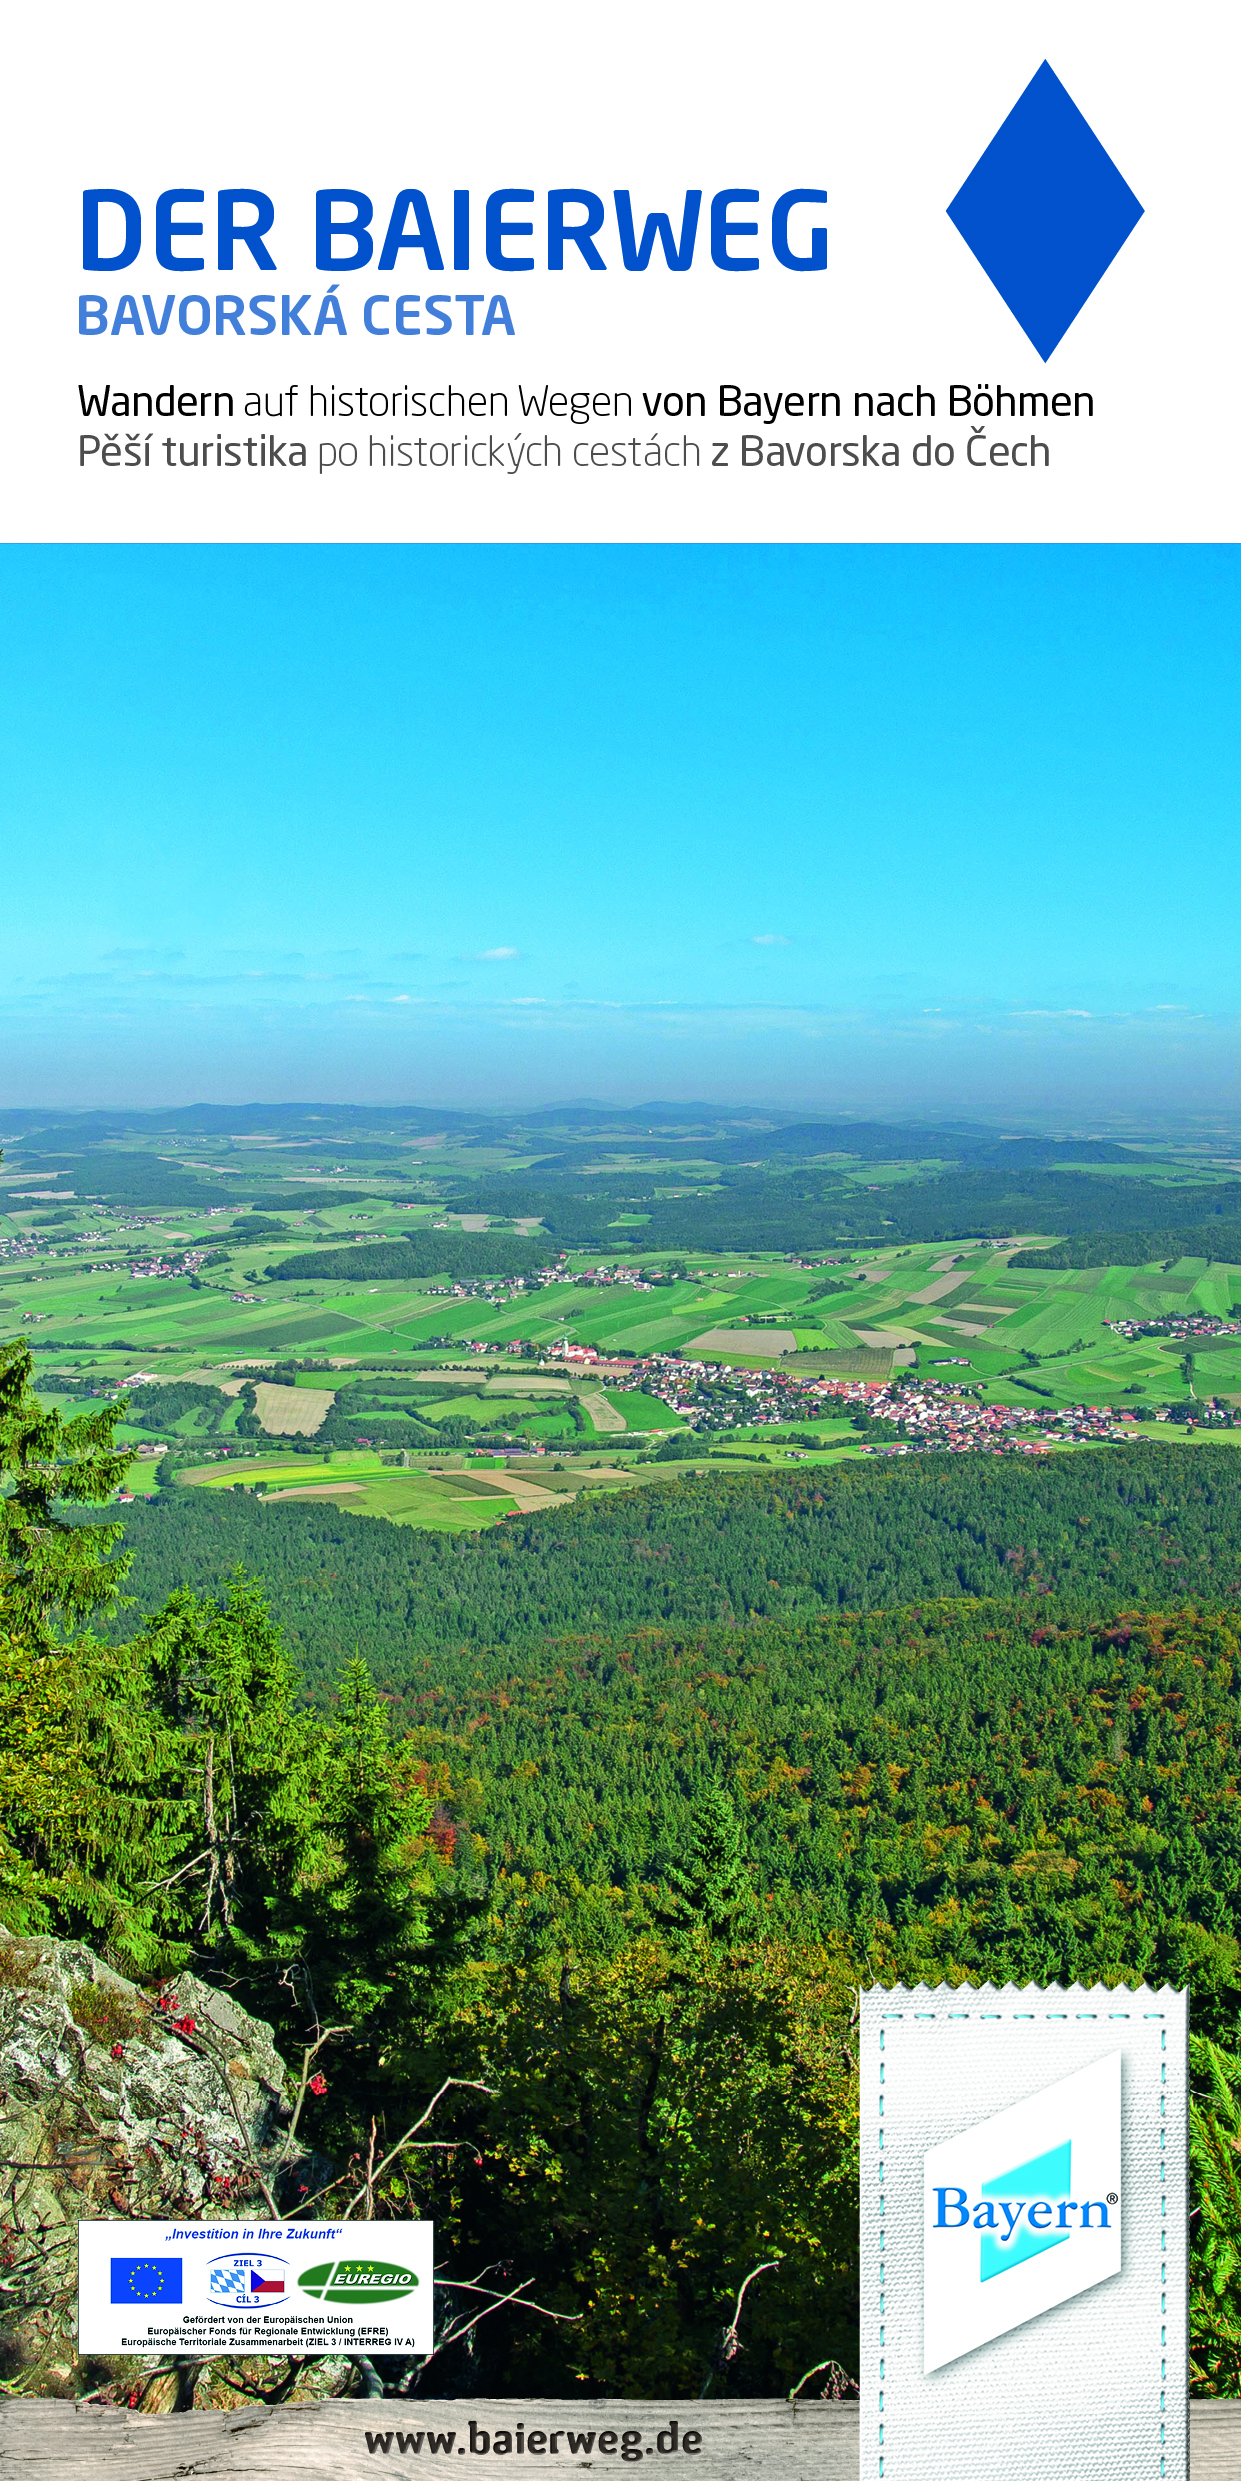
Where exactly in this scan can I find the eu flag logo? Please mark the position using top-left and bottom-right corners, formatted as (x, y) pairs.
(110, 2256), (182, 2305)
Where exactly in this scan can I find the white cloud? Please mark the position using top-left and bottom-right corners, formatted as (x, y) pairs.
(751, 932), (791, 947)
(475, 946), (520, 962)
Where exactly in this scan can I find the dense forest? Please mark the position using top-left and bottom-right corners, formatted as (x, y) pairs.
(515, 1122), (1142, 1172)
(258, 1166), (1241, 1264)
(8, 1341), (1241, 2399)
(1011, 1228), (1241, 1269)
(8, 1097), (1241, 1257)
(423, 1165), (1241, 1257)
(104, 1447), (1241, 1696)
(269, 1232), (548, 1284)
(370, 1600), (1241, 2022)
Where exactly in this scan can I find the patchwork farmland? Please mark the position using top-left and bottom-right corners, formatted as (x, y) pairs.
(7, 1100), (1241, 1531)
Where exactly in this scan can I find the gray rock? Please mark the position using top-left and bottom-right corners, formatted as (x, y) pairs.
(0, 1929), (327, 2389)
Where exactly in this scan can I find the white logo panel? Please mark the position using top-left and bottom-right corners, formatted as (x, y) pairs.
(923, 2051), (1122, 2371)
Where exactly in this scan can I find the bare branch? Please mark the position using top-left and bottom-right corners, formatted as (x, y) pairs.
(205, 2039), (281, 2218)
(285, 2026), (352, 2149)
(788, 2356), (860, 2404)
(136, 1849), (211, 1893)
(74, 2366), (180, 2404)
(416, 2277), (541, 2378)
(437, 2276), (580, 2323)
(700, 2257), (783, 2398)
(329, 2080), (494, 2221)
(213, 2355), (311, 2406)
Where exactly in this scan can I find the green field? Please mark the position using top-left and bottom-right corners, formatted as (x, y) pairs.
(3, 1173), (1236, 1413)
(603, 1388), (685, 1430)
(179, 1450), (521, 1529)
(10, 1108), (1241, 1536)
(10, 1214), (1241, 1433)
(8, 1228), (1231, 1401)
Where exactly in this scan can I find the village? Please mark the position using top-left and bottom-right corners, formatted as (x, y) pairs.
(610, 1352), (1239, 1452)
(1104, 1311), (1241, 1341)
(126, 1248), (211, 1280)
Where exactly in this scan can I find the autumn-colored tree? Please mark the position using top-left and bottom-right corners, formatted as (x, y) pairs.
(399, 1872), (859, 2396)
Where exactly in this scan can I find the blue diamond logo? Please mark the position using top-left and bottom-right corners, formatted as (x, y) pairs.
(948, 61), (1143, 361)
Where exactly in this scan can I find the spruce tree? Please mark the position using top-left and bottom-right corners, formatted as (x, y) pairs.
(140, 1571), (316, 1962)
(0, 1342), (131, 1631)
(273, 1655), (440, 2042)
(652, 1780), (755, 1957)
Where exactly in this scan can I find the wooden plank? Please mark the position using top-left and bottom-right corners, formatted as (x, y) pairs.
(0, 2397), (856, 2479)
(1, 2398), (1238, 2480)
(1189, 2400), (1241, 2479)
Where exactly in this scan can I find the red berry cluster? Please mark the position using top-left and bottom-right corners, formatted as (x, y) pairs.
(157, 1990), (198, 2036)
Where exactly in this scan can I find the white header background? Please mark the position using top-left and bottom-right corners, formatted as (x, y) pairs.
(2, 0), (1236, 541)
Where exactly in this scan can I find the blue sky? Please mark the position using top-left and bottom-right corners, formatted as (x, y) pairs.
(0, 543), (1236, 1114)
